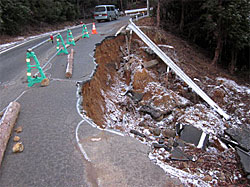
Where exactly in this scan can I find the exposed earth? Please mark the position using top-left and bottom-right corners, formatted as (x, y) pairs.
(81, 17), (250, 186)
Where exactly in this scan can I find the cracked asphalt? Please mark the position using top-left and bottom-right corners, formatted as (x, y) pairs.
(0, 16), (182, 186)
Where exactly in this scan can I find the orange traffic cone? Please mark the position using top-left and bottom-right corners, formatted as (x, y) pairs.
(92, 23), (98, 34)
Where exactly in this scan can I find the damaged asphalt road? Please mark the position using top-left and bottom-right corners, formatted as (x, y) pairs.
(0, 17), (184, 186)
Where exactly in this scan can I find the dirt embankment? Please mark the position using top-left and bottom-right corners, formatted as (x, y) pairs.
(82, 17), (249, 186)
(82, 35), (125, 128)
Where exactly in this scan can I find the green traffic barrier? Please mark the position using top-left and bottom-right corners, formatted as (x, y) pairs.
(56, 33), (69, 55)
(82, 24), (89, 38)
(26, 49), (47, 87)
(66, 29), (75, 46)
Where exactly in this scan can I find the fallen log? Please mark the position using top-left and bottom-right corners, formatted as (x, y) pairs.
(0, 102), (21, 167)
(65, 49), (74, 78)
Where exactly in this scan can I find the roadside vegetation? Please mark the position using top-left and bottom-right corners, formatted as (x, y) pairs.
(153, 0), (249, 76)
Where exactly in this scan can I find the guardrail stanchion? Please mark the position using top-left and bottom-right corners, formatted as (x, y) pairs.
(26, 49), (48, 87)
(66, 29), (75, 46)
(56, 33), (69, 55)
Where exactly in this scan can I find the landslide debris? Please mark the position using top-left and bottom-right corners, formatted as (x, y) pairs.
(82, 18), (250, 186)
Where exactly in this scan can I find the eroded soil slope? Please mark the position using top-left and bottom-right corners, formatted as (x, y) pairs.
(82, 18), (249, 186)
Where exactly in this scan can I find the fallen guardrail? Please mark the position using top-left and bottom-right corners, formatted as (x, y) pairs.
(125, 7), (153, 15)
(126, 19), (230, 120)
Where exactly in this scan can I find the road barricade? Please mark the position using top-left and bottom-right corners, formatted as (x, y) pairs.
(82, 24), (89, 38)
(56, 34), (69, 55)
(66, 29), (75, 46)
(26, 49), (49, 87)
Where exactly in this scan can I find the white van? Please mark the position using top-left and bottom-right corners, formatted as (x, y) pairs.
(94, 5), (118, 22)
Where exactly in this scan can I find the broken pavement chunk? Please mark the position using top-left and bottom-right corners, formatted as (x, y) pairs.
(176, 124), (209, 149)
(225, 125), (250, 151)
(169, 147), (194, 161)
(236, 147), (250, 178)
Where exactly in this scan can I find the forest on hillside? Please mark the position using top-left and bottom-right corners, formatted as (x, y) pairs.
(154, 0), (249, 75)
(0, 0), (143, 35)
(0, 0), (249, 75)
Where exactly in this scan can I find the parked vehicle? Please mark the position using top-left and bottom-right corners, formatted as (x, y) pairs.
(94, 5), (118, 22)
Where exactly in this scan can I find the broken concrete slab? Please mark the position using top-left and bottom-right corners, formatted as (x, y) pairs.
(176, 123), (209, 149)
(236, 147), (250, 178)
(143, 59), (159, 68)
(225, 125), (250, 151)
(169, 147), (193, 161)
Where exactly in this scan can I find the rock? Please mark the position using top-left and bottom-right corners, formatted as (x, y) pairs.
(203, 175), (213, 181)
(173, 141), (179, 147)
(132, 68), (154, 91)
(13, 136), (20, 142)
(210, 87), (226, 104)
(155, 115), (164, 121)
(41, 78), (50, 87)
(162, 129), (176, 139)
(158, 138), (165, 144)
(139, 105), (163, 121)
(12, 142), (24, 153)
(152, 143), (165, 149)
(0, 111), (4, 118)
(130, 129), (146, 138)
(15, 126), (23, 133)
(152, 128), (161, 136)
(138, 122), (149, 129)
(167, 137), (175, 147)
(128, 91), (144, 103)
(143, 59), (159, 68)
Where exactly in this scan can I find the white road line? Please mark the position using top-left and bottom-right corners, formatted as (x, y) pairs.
(0, 23), (91, 55)
(75, 120), (91, 162)
(0, 90), (28, 116)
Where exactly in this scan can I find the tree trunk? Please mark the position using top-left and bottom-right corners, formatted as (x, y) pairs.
(120, 0), (123, 11)
(212, 32), (222, 65)
(229, 50), (237, 74)
(0, 102), (21, 167)
(179, 0), (184, 32)
(157, 0), (161, 28)
(212, 0), (223, 66)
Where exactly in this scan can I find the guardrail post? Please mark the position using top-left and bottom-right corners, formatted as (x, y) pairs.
(66, 29), (75, 46)
(56, 33), (69, 55)
(82, 24), (89, 38)
(26, 49), (48, 87)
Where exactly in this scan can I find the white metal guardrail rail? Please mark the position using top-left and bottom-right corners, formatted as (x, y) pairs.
(125, 7), (153, 15)
(127, 19), (230, 120)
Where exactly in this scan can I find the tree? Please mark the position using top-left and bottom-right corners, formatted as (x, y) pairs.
(156, 0), (161, 27)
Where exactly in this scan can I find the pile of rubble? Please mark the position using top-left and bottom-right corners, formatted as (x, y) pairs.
(82, 27), (250, 185)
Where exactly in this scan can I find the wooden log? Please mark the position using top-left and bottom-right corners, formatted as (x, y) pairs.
(0, 102), (21, 167)
(65, 49), (74, 78)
